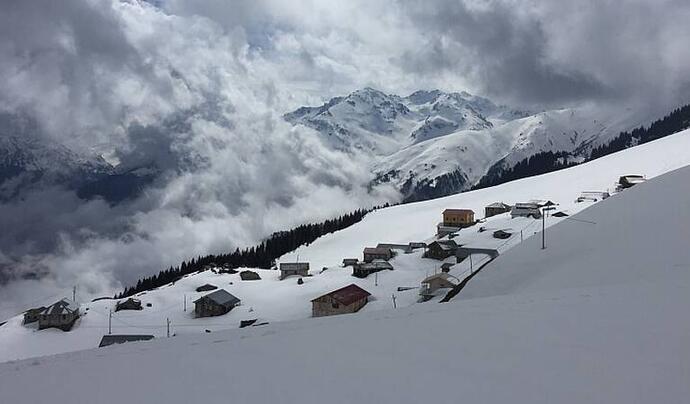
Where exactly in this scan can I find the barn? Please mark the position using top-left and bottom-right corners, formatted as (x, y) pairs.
(279, 262), (310, 280)
(194, 289), (241, 318)
(311, 284), (371, 317)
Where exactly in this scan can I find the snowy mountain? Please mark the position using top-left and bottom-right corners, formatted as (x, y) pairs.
(285, 89), (649, 202)
(2, 128), (689, 363)
(2, 130), (690, 404)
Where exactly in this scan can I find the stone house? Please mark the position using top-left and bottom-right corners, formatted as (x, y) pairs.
(279, 262), (310, 280)
(363, 247), (393, 263)
(511, 203), (542, 218)
(484, 202), (512, 218)
(311, 284), (371, 317)
(115, 298), (143, 312)
(23, 306), (45, 325)
(194, 289), (241, 318)
(38, 299), (80, 331)
(352, 260), (394, 278)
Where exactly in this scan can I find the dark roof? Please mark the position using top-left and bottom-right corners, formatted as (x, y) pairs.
(194, 289), (240, 308)
(99, 334), (154, 348)
(363, 247), (392, 255)
(486, 202), (510, 208)
(312, 284), (371, 306)
(430, 240), (459, 250)
(42, 299), (79, 316)
(196, 283), (218, 292)
(443, 209), (474, 215)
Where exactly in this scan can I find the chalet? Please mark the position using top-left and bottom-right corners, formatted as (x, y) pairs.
(352, 260), (394, 278)
(493, 229), (512, 239)
(618, 175), (646, 189)
(99, 334), (154, 348)
(442, 209), (475, 227)
(23, 306), (45, 325)
(485, 202), (512, 218)
(311, 284), (371, 317)
(195, 284), (218, 292)
(38, 299), (80, 331)
(420, 273), (458, 299)
(576, 191), (610, 203)
(342, 258), (359, 267)
(279, 262), (310, 280)
(240, 270), (261, 281)
(511, 203), (542, 219)
(424, 240), (459, 260)
(115, 298), (142, 312)
(376, 243), (412, 253)
(194, 289), (241, 318)
(363, 247), (393, 263)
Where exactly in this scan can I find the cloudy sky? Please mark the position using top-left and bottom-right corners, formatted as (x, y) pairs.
(1, 0), (689, 318)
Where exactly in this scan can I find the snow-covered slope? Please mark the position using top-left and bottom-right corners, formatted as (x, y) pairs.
(2, 155), (690, 404)
(2, 129), (689, 364)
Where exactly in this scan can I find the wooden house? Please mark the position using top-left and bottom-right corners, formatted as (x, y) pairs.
(279, 262), (310, 280)
(363, 247), (393, 263)
(485, 202), (511, 218)
(115, 298), (142, 312)
(38, 299), (80, 331)
(194, 289), (241, 318)
(442, 209), (475, 227)
(311, 284), (371, 317)
(424, 240), (459, 260)
(99, 334), (154, 348)
(420, 273), (458, 298)
(23, 306), (45, 325)
(352, 260), (394, 278)
(511, 203), (542, 219)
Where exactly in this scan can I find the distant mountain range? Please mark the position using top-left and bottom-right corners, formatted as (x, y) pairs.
(285, 88), (648, 201)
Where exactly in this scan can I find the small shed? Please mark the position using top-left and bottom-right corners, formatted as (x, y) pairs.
(194, 289), (241, 318)
(425, 240), (459, 260)
(485, 202), (511, 218)
(99, 334), (154, 348)
(352, 260), (394, 278)
(23, 306), (46, 325)
(342, 258), (359, 267)
(493, 230), (512, 239)
(408, 242), (427, 250)
(618, 175), (645, 189)
(279, 262), (310, 280)
(240, 270), (261, 281)
(38, 299), (80, 331)
(363, 247), (393, 263)
(115, 298), (142, 312)
(442, 209), (475, 227)
(420, 273), (458, 298)
(511, 203), (542, 219)
(311, 284), (371, 317)
(195, 284), (218, 292)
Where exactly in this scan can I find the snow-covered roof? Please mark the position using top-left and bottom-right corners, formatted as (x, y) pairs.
(41, 299), (79, 316)
(312, 284), (371, 305)
(194, 289), (240, 308)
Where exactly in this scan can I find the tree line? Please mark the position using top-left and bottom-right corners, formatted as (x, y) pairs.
(115, 205), (388, 299)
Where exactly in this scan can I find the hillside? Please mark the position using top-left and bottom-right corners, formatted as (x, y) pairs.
(1, 129), (689, 364)
(2, 148), (689, 403)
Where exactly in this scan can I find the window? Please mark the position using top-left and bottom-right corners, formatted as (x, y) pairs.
(332, 302), (339, 309)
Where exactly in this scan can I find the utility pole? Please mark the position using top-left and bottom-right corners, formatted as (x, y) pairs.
(72, 285), (76, 302)
(108, 309), (112, 335)
(166, 318), (171, 338)
(183, 294), (187, 312)
(520, 230), (523, 242)
(375, 272), (378, 286)
(391, 294), (397, 309)
(542, 211), (546, 249)
(469, 254), (473, 274)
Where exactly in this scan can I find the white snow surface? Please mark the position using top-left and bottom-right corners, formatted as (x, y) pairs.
(1, 129), (690, 372)
(1, 149), (690, 403)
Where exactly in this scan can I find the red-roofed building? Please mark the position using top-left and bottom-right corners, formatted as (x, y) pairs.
(311, 284), (371, 317)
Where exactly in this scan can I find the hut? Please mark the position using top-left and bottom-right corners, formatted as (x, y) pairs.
(352, 260), (394, 278)
(99, 334), (154, 348)
(363, 247), (393, 263)
(420, 273), (458, 298)
(195, 284), (218, 292)
(194, 289), (241, 318)
(240, 270), (261, 281)
(115, 298), (142, 312)
(23, 306), (46, 325)
(511, 203), (542, 219)
(279, 262), (310, 280)
(485, 202), (511, 218)
(38, 299), (80, 331)
(342, 258), (359, 267)
(424, 240), (459, 260)
(618, 175), (645, 189)
(408, 242), (427, 250)
(311, 284), (371, 317)
(442, 209), (475, 227)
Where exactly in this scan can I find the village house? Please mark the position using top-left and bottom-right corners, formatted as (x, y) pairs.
(342, 258), (359, 267)
(408, 242), (427, 250)
(240, 270), (261, 281)
(279, 262), (310, 280)
(363, 247), (393, 263)
(194, 289), (241, 318)
(424, 240), (459, 260)
(195, 284), (218, 292)
(618, 175), (646, 189)
(352, 260), (394, 278)
(99, 334), (154, 348)
(115, 298), (142, 312)
(38, 299), (80, 331)
(511, 202), (542, 219)
(484, 202), (512, 218)
(23, 306), (45, 325)
(442, 209), (475, 227)
(420, 273), (458, 299)
(311, 284), (371, 317)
